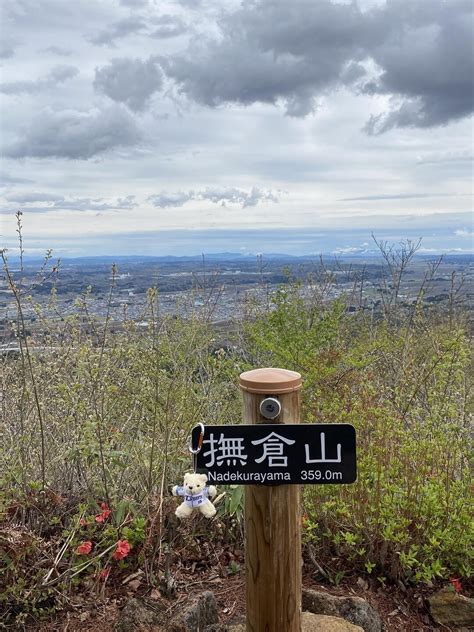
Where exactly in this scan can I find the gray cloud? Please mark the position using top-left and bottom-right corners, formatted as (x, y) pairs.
(161, 1), (373, 116)
(120, 0), (148, 6)
(363, 0), (473, 132)
(0, 45), (15, 59)
(148, 191), (195, 208)
(149, 15), (187, 39)
(57, 195), (137, 211)
(94, 57), (163, 111)
(148, 187), (279, 208)
(0, 172), (35, 186)
(0, 64), (78, 95)
(175, 0), (202, 8)
(89, 16), (146, 46)
(6, 192), (64, 203)
(162, 0), (473, 129)
(339, 193), (462, 202)
(4, 105), (141, 159)
(0, 33), (19, 59)
(1, 194), (138, 213)
(42, 45), (72, 56)
(416, 151), (473, 165)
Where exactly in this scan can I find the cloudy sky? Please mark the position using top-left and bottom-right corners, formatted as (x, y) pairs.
(0, 0), (472, 256)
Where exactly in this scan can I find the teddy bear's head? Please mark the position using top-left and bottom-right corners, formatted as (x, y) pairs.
(183, 472), (208, 495)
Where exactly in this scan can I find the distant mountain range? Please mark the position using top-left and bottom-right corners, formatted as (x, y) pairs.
(5, 252), (473, 266)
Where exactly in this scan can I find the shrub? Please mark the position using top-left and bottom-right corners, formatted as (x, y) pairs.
(246, 280), (473, 583)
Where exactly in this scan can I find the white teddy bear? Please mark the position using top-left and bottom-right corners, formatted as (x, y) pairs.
(172, 472), (217, 519)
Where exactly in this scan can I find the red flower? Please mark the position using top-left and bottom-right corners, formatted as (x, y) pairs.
(99, 567), (110, 581)
(75, 541), (93, 555)
(79, 518), (87, 526)
(113, 539), (131, 560)
(450, 577), (462, 593)
(95, 503), (111, 523)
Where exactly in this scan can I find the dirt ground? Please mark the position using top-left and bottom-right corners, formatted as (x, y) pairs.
(30, 567), (451, 632)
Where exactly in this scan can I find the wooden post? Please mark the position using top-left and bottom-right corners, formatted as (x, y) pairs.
(240, 368), (302, 632)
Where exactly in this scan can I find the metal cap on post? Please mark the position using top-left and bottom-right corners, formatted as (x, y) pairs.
(240, 368), (302, 632)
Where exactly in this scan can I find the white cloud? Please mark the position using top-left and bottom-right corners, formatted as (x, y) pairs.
(148, 187), (280, 209)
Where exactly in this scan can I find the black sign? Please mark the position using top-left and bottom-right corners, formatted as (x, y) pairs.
(193, 424), (356, 485)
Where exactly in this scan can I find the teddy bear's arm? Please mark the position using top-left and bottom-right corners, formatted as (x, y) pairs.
(173, 485), (186, 497)
(206, 485), (217, 498)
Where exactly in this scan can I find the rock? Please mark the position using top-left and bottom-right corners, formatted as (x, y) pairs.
(302, 613), (363, 631)
(115, 597), (165, 631)
(428, 588), (474, 628)
(168, 591), (219, 631)
(206, 613), (362, 632)
(302, 588), (382, 632)
(116, 592), (218, 632)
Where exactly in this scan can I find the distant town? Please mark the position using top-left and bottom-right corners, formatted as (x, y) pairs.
(1, 252), (473, 350)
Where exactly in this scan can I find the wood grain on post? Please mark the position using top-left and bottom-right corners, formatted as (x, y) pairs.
(240, 368), (302, 632)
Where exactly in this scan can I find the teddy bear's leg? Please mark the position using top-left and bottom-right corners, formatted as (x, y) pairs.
(175, 503), (193, 519)
(199, 500), (217, 518)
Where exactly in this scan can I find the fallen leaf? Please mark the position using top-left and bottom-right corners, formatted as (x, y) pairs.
(357, 577), (369, 591)
(122, 570), (143, 585)
(128, 579), (141, 591)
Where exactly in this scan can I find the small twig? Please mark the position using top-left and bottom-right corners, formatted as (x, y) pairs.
(42, 514), (83, 584)
(41, 542), (116, 587)
(306, 542), (329, 579)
